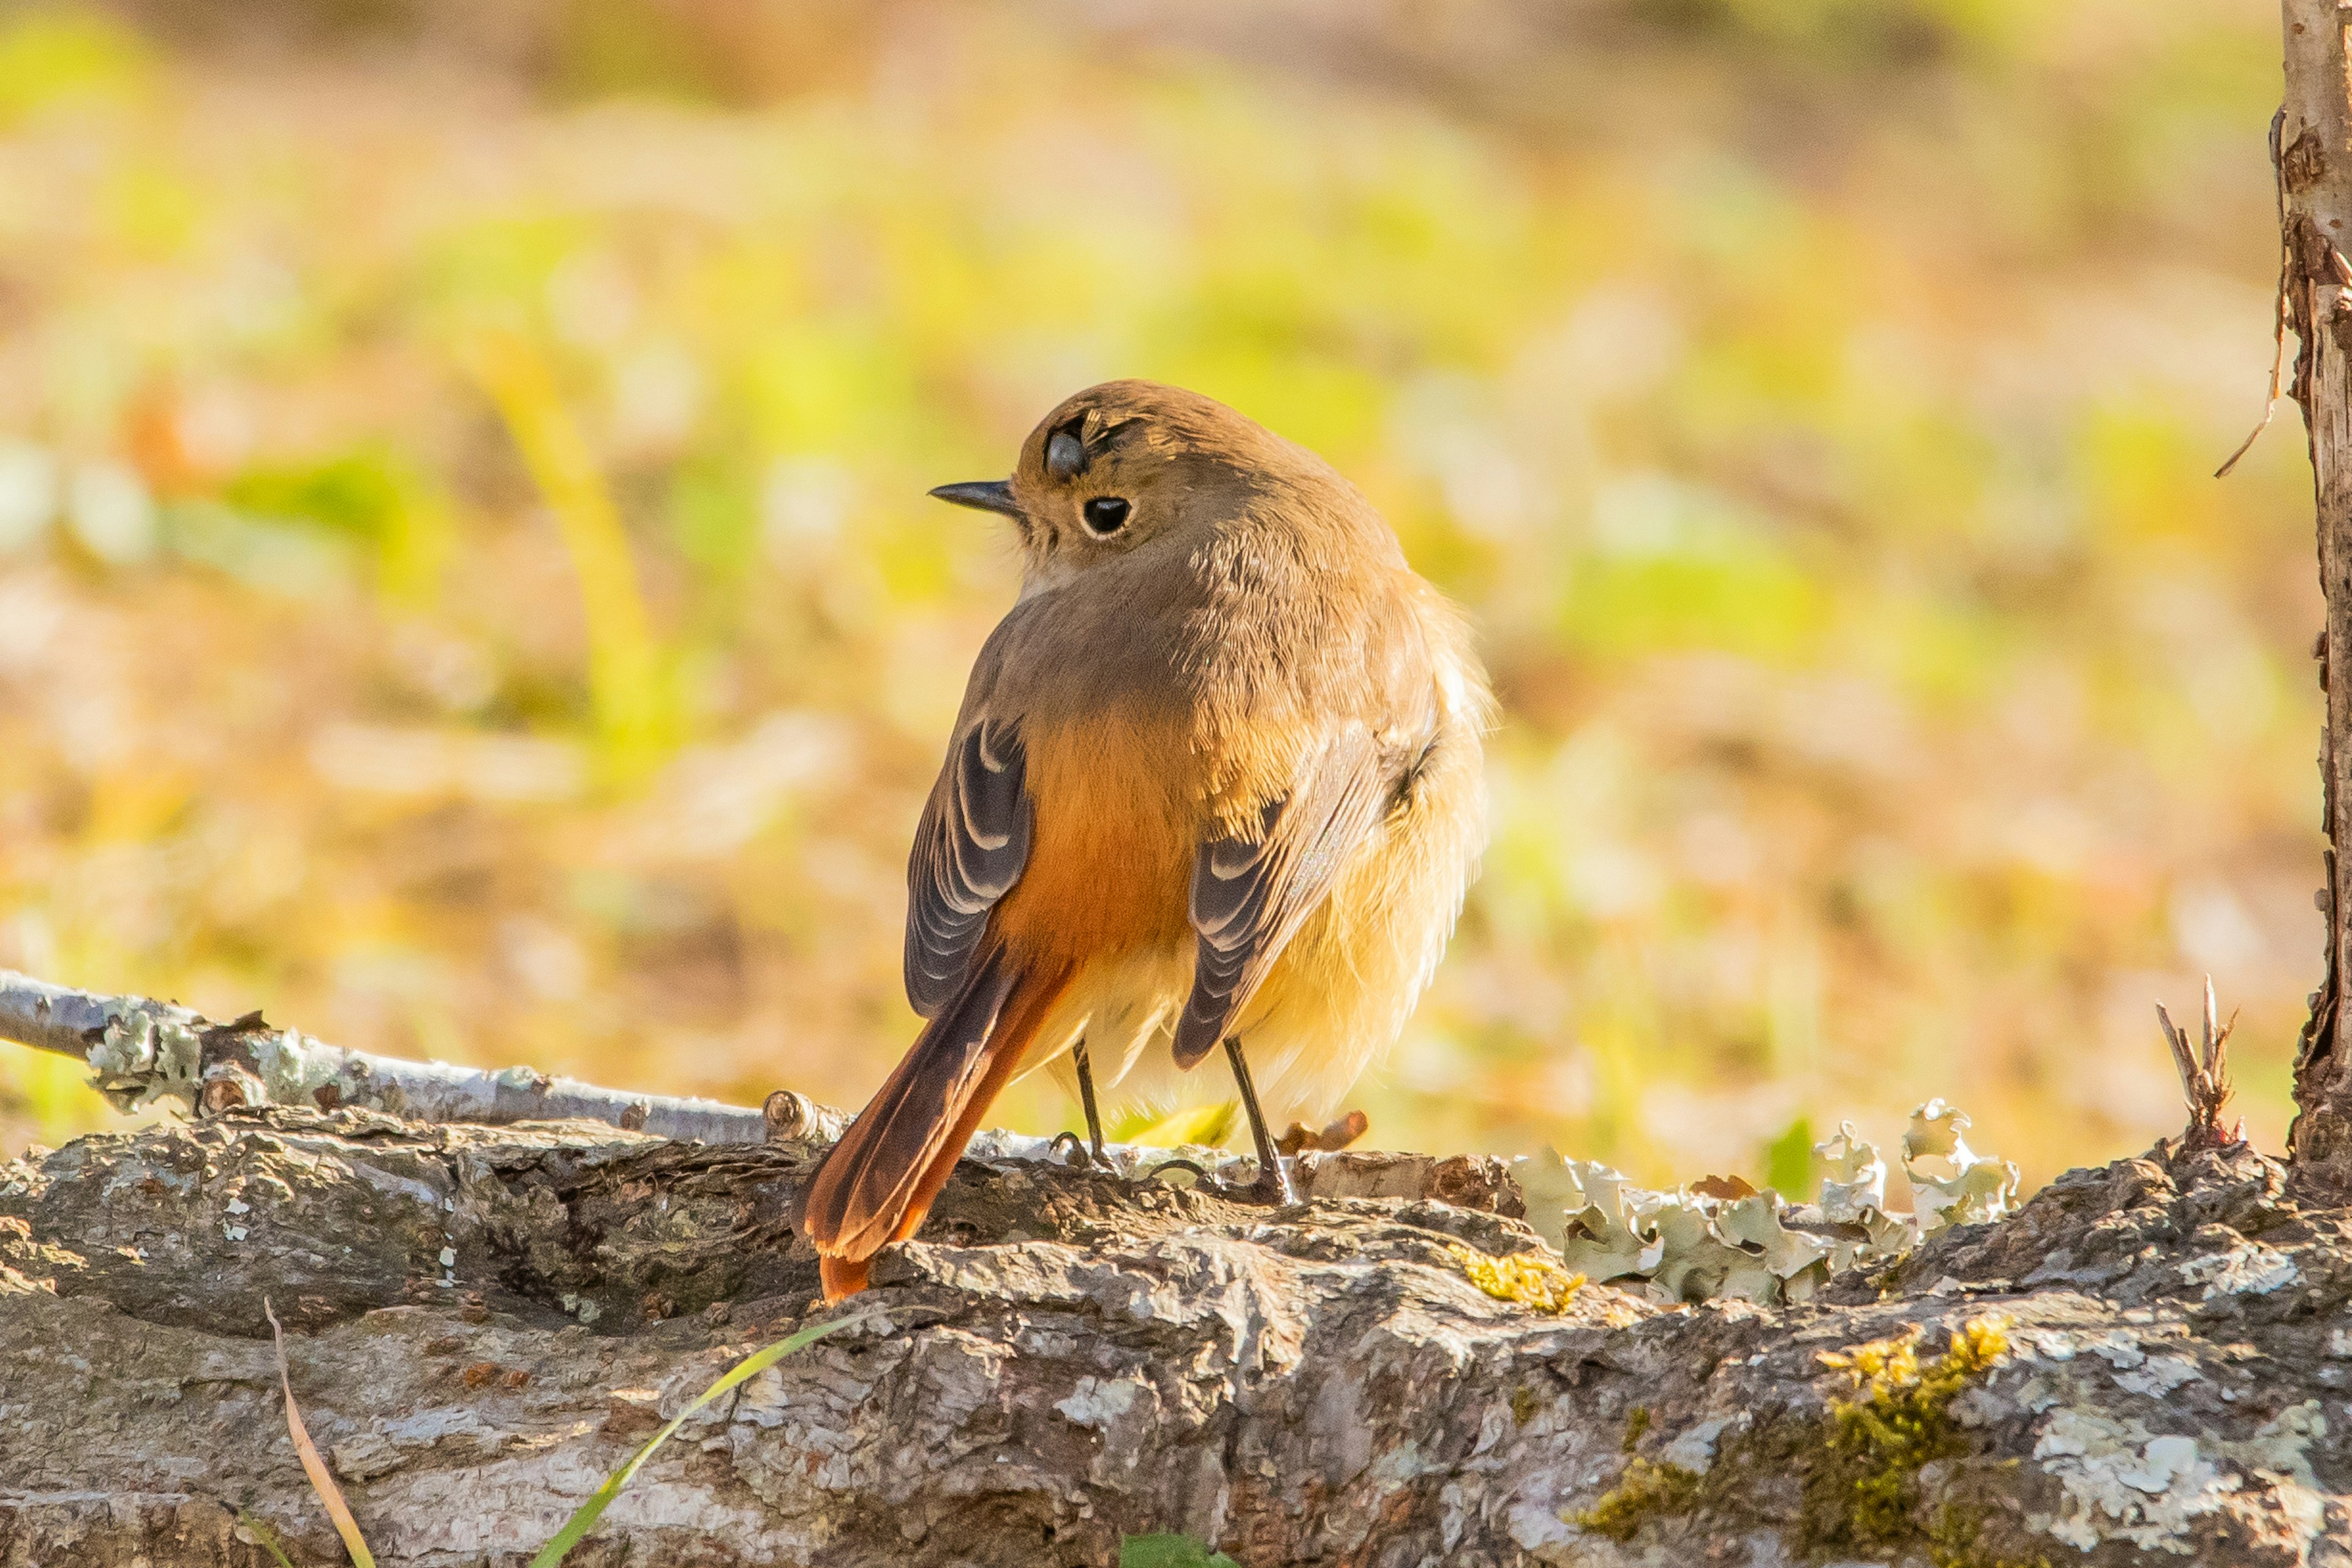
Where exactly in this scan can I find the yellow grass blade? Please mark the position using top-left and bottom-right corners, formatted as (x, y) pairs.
(468, 327), (673, 788)
(265, 1298), (377, 1568)
(1116, 1101), (1239, 1149)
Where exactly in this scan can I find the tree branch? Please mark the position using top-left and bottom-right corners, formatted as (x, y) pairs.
(0, 966), (822, 1144)
(0, 968), (1493, 1199)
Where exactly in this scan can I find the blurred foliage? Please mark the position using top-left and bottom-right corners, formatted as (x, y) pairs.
(0, 0), (2316, 1190)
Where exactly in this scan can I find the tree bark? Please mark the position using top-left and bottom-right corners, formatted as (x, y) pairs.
(2286, 0), (2352, 1174)
(2, 1108), (2347, 1566)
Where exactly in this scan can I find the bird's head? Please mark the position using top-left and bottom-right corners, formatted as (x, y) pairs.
(930, 380), (1348, 592)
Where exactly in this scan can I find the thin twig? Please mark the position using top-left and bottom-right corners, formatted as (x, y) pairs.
(2156, 974), (2239, 1149)
(2218, 106), (2292, 479)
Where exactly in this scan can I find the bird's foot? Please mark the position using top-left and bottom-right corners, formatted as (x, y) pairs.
(1144, 1156), (1209, 1188)
(1048, 1131), (1101, 1169)
(1218, 1156), (1300, 1207)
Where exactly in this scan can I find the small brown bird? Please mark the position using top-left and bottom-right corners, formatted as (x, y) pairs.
(800, 380), (1490, 1302)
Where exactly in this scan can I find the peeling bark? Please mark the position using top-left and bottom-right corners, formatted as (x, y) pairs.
(2, 1109), (2349, 1566)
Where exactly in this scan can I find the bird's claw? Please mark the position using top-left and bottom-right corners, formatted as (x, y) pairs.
(1048, 1131), (1098, 1169)
(1214, 1157), (1300, 1207)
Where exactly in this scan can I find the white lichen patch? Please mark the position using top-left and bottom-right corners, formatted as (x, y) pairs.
(1367, 1438), (1436, 1490)
(2177, 1243), (2299, 1300)
(2028, 1399), (2329, 1555)
(1513, 1102), (2015, 1306)
(2032, 1411), (2230, 1551)
(2114, 1434), (2204, 1496)
(2243, 1400), (2326, 1486)
(2237, 1404), (2332, 1550)
(1902, 1099), (2022, 1231)
(2114, 1356), (2202, 1398)
(1054, 1375), (1144, 1431)
(1659, 1413), (1743, 1475)
(1817, 1120), (1888, 1221)
(247, 1028), (359, 1106)
(84, 1005), (205, 1111)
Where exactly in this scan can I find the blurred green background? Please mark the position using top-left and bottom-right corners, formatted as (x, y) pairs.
(0, 0), (2314, 1197)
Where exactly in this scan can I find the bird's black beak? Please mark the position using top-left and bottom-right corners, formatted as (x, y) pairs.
(928, 479), (1023, 518)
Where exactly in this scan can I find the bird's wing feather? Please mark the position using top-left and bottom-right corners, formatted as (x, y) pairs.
(903, 717), (1031, 1017)
(1172, 725), (1392, 1068)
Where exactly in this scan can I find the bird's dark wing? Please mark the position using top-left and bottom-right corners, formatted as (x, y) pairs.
(904, 718), (1032, 1017)
(1172, 726), (1393, 1068)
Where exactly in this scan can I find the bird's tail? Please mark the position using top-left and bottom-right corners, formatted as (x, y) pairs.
(801, 945), (1072, 1302)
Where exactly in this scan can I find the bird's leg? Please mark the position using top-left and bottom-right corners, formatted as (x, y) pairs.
(1052, 1038), (1110, 1167)
(1072, 1035), (1107, 1164)
(1221, 1036), (1300, 1205)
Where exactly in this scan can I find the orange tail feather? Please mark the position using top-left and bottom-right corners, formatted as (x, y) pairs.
(802, 948), (1071, 1302)
(818, 1256), (870, 1301)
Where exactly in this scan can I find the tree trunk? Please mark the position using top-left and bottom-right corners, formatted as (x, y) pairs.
(2286, 0), (2352, 1174)
(4, 1108), (2349, 1566)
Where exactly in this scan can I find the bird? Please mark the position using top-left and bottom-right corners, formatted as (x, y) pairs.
(798, 379), (1490, 1302)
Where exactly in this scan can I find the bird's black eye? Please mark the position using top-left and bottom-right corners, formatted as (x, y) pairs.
(1082, 497), (1131, 537)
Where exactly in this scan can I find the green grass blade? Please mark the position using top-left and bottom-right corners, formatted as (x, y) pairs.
(1120, 1534), (1243, 1568)
(237, 1512), (298, 1568)
(528, 1312), (872, 1568)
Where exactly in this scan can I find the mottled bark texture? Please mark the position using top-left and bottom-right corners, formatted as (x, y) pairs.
(2287, 0), (2352, 1172)
(2, 1109), (2350, 1566)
